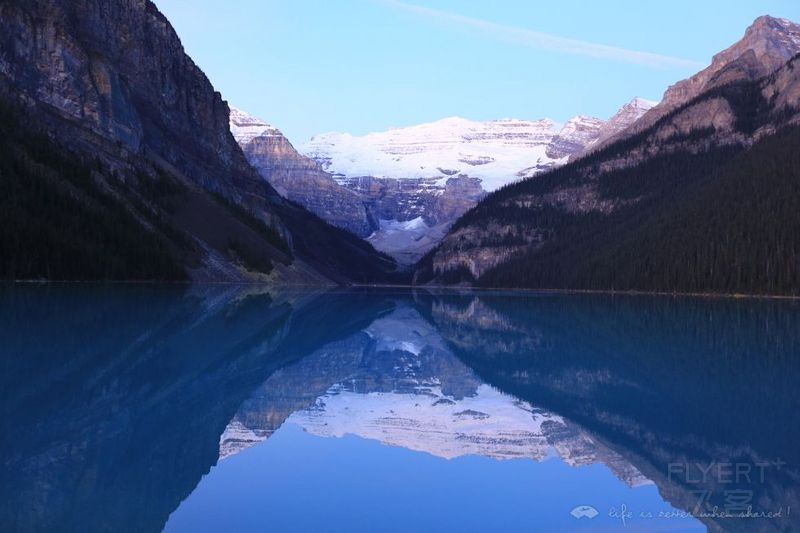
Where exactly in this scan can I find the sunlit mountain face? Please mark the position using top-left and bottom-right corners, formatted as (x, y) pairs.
(1, 287), (798, 532)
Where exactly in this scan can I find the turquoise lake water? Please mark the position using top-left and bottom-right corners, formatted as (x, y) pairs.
(2, 286), (798, 532)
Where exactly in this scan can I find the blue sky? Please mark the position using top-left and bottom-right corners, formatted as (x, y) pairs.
(154, 0), (800, 143)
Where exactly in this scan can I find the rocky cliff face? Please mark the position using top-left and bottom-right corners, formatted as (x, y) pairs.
(230, 108), (374, 236)
(581, 97), (659, 154)
(0, 0), (260, 200)
(662, 16), (800, 109)
(578, 17), (800, 174)
(546, 115), (606, 159)
(229, 108), (490, 262)
(596, 15), (800, 151)
(0, 0), (398, 283)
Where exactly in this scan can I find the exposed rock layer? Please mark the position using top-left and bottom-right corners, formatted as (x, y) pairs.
(230, 108), (374, 236)
(593, 15), (800, 152)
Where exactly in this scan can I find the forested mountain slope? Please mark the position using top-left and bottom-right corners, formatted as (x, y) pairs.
(416, 34), (800, 295)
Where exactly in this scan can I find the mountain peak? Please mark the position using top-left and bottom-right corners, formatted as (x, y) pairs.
(600, 97), (657, 133)
(563, 114), (603, 126)
(433, 116), (472, 126)
(748, 14), (800, 36)
(229, 106), (267, 126)
(597, 16), (800, 147)
(658, 15), (800, 112)
(712, 14), (800, 70)
(567, 97), (657, 159)
(301, 115), (573, 194)
(229, 106), (282, 144)
(626, 97), (659, 111)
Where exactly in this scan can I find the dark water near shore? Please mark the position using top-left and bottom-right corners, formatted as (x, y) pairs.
(1, 286), (798, 532)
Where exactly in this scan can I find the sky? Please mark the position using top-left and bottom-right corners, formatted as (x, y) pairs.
(154, 0), (800, 143)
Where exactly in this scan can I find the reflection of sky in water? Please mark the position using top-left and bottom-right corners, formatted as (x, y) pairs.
(168, 303), (699, 532)
(167, 423), (700, 533)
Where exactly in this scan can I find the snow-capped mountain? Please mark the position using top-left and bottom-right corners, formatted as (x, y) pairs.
(301, 99), (657, 193)
(298, 99), (655, 263)
(229, 107), (283, 143)
(289, 383), (649, 481)
(230, 99), (655, 264)
(584, 97), (659, 155)
(303, 117), (567, 192)
(546, 115), (606, 159)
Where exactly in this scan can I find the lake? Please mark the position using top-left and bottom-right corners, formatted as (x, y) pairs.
(1, 286), (798, 532)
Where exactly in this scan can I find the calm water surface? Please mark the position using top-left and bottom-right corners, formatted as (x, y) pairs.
(1, 286), (798, 532)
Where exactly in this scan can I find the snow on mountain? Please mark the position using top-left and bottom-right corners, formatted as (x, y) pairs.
(300, 99), (657, 194)
(367, 218), (451, 265)
(229, 106), (282, 144)
(595, 97), (659, 144)
(230, 99), (657, 264)
(546, 115), (606, 159)
(557, 115), (606, 144)
(301, 116), (569, 193)
(571, 97), (658, 158)
(627, 97), (660, 112)
(219, 420), (272, 459)
(363, 301), (450, 355)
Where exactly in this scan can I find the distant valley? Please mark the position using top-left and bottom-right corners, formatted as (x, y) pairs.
(232, 98), (655, 264)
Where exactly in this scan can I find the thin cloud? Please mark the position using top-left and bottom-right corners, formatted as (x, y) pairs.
(374, 0), (704, 69)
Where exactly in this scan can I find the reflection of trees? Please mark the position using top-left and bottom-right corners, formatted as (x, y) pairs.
(416, 291), (800, 532)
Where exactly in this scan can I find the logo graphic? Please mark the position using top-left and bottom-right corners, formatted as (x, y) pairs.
(570, 505), (599, 519)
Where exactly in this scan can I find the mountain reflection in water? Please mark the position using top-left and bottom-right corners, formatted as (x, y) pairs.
(1, 286), (798, 532)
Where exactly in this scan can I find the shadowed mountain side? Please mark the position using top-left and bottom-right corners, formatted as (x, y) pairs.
(0, 0), (399, 283)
